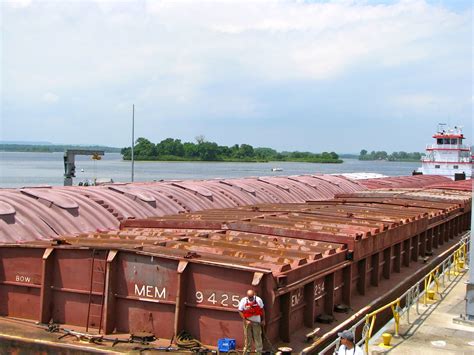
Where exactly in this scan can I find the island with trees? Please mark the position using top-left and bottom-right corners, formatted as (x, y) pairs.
(121, 137), (342, 163)
(358, 149), (423, 162)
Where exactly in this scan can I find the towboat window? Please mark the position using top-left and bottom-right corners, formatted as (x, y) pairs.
(437, 138), (443, 144)
(450, 139), (457, 144)
(435, 165), (440, 168)
(443, 138), (450, 144)
(453, 165), (458, 169)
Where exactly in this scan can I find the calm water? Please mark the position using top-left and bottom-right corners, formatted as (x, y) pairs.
(0, 152), (421, 188)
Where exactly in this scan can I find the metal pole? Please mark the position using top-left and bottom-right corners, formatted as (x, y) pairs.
(131, 104), (135, 182)
(466, 190), (474, 320)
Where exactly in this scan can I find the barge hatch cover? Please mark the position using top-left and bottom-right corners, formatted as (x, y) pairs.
(0, 174), (451, 244)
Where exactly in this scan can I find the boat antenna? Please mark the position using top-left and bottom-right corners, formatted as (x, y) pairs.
(437, 122), (447, 133)
(131, 104), (135, 182)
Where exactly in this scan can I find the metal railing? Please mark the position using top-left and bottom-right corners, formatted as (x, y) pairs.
(316, 232), (470, 355)
(426, 144), (471, 150)
(421, 157), (472, 163)
(362, 299), (401, 354)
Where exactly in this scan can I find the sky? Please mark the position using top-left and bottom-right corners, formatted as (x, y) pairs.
(1, 0), (472, 153)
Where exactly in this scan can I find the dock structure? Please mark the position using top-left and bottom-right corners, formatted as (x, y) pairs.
(365, 248), (473, 354)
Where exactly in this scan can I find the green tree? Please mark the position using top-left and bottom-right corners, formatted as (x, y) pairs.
(254, 147), (277, 160)
(321, 152), (331, 160)
(230, 144), (240, 157)
(218, 145), (232, 157)
(134, 137), (157, 158)
(121, 147), (131, 157)
(235, 144), (254, 158)
(198, 142), (219, 161)
(290, 151), (303, 159)
(157, 138), (184, 156)
(183, 142), (199, 158)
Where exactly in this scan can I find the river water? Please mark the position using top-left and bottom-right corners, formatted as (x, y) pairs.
(0, 152), (421, 188)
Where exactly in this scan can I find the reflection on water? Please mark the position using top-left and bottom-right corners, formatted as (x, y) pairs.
(0, 152), (421, 188)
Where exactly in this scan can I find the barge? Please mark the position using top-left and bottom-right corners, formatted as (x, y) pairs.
(0, 176), (471, 353)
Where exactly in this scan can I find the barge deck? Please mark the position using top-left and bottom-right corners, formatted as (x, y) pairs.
(0, 187), (471, 353)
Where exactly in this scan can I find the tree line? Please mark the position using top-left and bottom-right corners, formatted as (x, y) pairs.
(359, 149), (423, 161)
(121, 137), (342, 163)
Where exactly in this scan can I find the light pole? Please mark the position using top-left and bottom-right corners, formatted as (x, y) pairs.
(467, 187), (474, 320)
(131, 104), (135, 182)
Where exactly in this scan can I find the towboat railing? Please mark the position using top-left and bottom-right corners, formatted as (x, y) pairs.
(426, 144), (471, 150)
(421, 157), (472, 163)
(314, 232), (470, 355)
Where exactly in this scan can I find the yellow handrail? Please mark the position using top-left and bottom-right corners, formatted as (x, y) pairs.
(364, 240), (467, 354)
(423, 268), (440, 304)
(364, 298), (401, 353)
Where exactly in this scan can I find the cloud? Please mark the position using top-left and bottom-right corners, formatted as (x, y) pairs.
(3, 0), (469, 93)
(42, 92), (59, 104)
(144, 0), (469, 81)
(1, 0), (472, 150)
(4, 0), (32, 9)
(392, 94), (443, 110)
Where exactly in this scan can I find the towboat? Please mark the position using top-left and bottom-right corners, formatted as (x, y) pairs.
(417, 124), (472, 179)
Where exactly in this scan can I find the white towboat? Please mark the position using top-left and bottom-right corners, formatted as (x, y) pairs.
(417, 124), (472, 179)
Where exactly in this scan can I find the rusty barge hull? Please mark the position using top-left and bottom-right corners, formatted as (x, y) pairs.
(0, 186), (471, 352)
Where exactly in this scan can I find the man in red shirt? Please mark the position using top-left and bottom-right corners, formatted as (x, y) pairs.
(238, 289), (265, 355)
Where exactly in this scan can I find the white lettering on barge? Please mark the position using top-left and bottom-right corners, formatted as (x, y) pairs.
(15, 275), (31, 283)
(134, 284), (167, 299)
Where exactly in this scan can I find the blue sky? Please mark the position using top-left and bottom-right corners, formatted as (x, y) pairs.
(1, 0), (472, 153)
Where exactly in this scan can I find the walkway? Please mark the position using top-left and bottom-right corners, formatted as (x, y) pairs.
(369, 272), (474, 354)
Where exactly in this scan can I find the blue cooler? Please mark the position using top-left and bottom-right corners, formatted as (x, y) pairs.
(218, 338), (236, 352)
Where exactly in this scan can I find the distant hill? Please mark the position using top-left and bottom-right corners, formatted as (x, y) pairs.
(338, 153), (359, 159)
(0, 140), (53, 145)
(358, 149), (424, 162)
(0, 144), (121, 153)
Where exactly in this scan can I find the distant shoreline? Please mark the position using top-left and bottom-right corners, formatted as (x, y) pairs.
(122, 157), (343, 163)
(358, 149), (423, 163)
(0, 144), (121, 153)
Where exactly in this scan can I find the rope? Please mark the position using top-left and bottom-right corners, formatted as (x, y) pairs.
(261, 324), (275, 352)
(361, 322), (370, 340)
(175, 330), (204, 351)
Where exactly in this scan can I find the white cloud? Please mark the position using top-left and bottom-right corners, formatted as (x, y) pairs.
(389, 93), (472, 121)
(3, 0), (469, 96)
(4, 0), (32, 9)
(392, 94), (439, 108)
(1, 0), (471, 148)
(42, 92), (59, 104)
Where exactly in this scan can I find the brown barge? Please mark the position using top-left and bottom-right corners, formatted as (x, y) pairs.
(0, 178), (471, 353)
